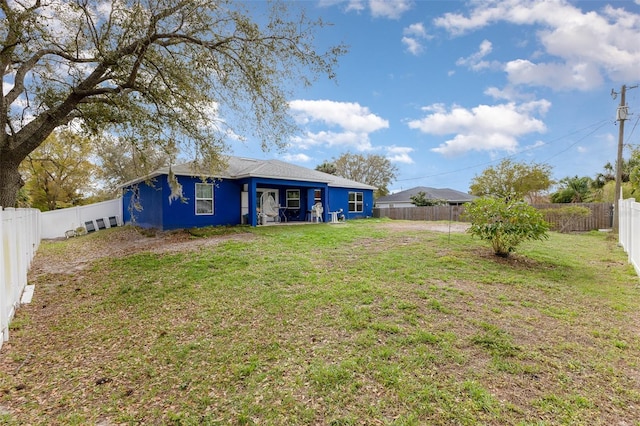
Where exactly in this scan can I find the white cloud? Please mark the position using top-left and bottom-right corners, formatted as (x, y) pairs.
(504, 59), (603, 91)
(288, 99), (391, 152)
(290, 130), (374, 152)
(456, 39), (496, 71)
(386, 146), (415, 164)
(404, 22), (427, 38)
(345, 0), (366, 13)
(407, 101), (549, 157)
(402, 37), (423, 56)
(370, 0), (413, 19)
(434, 0), (640, 89)
(320, 0), (412, 19)
(282, 153), (311, 163)
(289, 99), (389, 133)
(484, 86), (518, 101)
(402, 22), (430, 55)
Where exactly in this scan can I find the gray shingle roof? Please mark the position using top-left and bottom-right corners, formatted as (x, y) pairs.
(121, 156), (377, 190)
(376, 186), (476, 204)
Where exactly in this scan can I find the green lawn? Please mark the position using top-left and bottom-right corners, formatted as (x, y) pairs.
(1, 219), (639, 425)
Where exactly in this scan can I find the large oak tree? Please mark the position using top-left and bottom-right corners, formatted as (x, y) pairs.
(331, 153), (398, 197)
(0, 0), (345, 207)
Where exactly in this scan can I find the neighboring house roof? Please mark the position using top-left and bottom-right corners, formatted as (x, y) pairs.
(376, 186), (477, 204)
(120, 156), (377, 190)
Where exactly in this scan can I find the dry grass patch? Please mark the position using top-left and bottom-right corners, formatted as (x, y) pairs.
(0, 220), (639, 425)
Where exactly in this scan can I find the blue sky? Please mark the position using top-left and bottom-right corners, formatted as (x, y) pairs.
(231, 0), (640, 193)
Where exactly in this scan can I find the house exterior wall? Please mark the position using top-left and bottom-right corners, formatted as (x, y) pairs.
(122, 176), (243, 230)
(162, 177), (243, 229)
(328, 187), (374, 219)
(122, 179), (164, 229)
(123, 174), (374, 229)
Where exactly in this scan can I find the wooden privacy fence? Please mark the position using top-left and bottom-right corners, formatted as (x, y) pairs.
(374, 202), (614, 232)
(533, 203), (613, 232)
(1, 208), (41, 350)
(619, 198), (640, 277)
(374, 205), (466, 222)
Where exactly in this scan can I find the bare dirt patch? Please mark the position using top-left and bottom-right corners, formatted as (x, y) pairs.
(34, 222), (467, 277)
(376, 220), (470, 233)
(33, 227), (256, 276)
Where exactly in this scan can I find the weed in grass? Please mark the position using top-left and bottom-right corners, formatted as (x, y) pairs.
(471, 322), (520, 358)
(416, 289), (429, 300)
(397, 300), (418, 310)
(463, 380), (499, 414)
(491, 357), (540, 375)
(541, 305), (578, 322)
(354, 329), (377, 348)
(428, 298), (454, 314)
(534, 393), (594, 423)
(329, 417), (358, 425)
(7, 314), (30, 332)
(497, 294), (515, 306)
(372, 345), (395, 360)
(232, 356), (261, 381)
(370, 322), (401, 334)
(342, 306), (372, 330)
(404, 330), (439, 345)
(613, 340), (628, 349)
(374, 363), (402, 388)
(308, 362), (354, 391)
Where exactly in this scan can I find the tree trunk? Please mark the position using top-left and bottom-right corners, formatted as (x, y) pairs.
(0, 154), (23, 208)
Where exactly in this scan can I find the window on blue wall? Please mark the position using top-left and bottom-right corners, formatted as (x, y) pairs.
(195, 183), (214, 215)
(349, 192), (363, 213)
(286, 190), (300, 208)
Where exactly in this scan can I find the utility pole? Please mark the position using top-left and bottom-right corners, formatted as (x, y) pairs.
(611, 84), (637, 233)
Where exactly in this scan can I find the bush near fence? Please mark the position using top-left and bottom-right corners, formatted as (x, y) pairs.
(532, 203), (613, 232)
(1, 208), (41, 350)
(374, 202), (613, 232)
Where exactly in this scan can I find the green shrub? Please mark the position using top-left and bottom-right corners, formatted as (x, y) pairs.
(463, 197), (549, 257)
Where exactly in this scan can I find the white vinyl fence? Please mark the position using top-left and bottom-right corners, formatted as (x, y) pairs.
(619, 198), (640, 277)
(1, 208), (41, 350)
(40, 198), (122, 239)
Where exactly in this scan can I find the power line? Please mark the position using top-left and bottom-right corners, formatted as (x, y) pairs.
(396, 119), (610, 182)
(625, 113), (639, 146)
(540, 120), (609, 163)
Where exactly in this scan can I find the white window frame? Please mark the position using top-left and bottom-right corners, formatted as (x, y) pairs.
(195, 183), (214, 215)
(286, 189), (300, 209)
(349, 191), (363, 213)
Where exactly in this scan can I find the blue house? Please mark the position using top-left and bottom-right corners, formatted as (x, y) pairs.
(120, 156), (376, 230)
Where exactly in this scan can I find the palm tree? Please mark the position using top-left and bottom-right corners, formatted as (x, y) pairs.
(551, 176), (593, 203)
